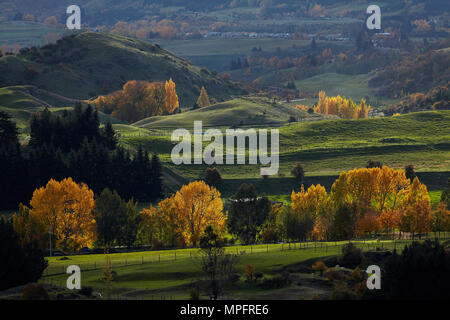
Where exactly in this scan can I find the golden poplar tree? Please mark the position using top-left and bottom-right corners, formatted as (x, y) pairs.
(29, 178), (96, 252)
(159, 181), (226, 246)
(164, 78), (179, 114)
(197, 86), (211, 108)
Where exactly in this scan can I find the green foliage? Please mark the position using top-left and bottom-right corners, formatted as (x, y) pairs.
(368, 240), (450, 300)
(291, 162), (305, 183)
(0, 218), (47, 291)
(199, 225), (238, 300)
(339, 243), (363, 268)
(281, 206), (314, 242)
(94, 188), (128, 249)
(204, 167), (222, 187)
(228, 184), (272, 244)
(441, 178), (450, 210)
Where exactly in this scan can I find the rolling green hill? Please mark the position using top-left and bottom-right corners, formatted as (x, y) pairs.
(0, 85), (125, 130)
(121, 110), (450, 197)
(0, 32), (244, 107)
(133, 97), (323, 130)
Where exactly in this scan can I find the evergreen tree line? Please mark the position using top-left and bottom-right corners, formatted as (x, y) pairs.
(0, 105), (163, 210)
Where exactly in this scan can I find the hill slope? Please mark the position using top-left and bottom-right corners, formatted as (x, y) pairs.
(0, 32), (244, 106)
(133, 97), (323, 130)
(124, 110), (450, 178)
(0, 85), (125, 129)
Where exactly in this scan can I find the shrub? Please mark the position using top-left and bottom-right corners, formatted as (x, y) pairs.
(255, 272), (264, 282)
(260, 272), (292, 289)
(312, 260), (328, 276)
(204, 167), (222, 186)
(291, 163), (305, 182)
(22, 283), (49, 300)
(79, 286), (93, 297)
(339, 243), (363, 268)
(189, 287), (200, 300)
(245, 264), (255, 282)
(405, 164), (416, 181)
(331, 283), (357, 300)
(228, 273), (240, 284)
(324, 268), (345, 282)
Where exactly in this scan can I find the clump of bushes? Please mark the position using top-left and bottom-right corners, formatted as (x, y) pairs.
(260, 271), (292, 289)
(312, 260), (328, 276)
(79, 286), (93, 297)
(339, 243), (363, 268)
(22, 283), (49, 300)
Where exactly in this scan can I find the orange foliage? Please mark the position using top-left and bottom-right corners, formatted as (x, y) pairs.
(92, 80), (179, 122)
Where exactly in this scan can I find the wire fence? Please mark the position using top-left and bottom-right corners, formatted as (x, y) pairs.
(42, 232), (450, 278)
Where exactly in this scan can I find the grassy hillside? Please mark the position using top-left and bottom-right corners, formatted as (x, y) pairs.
(133, 97), (322, 130)
(0, 85), (125, 131)
(0, 32), (244, 106)
(121, 110), (450, 197)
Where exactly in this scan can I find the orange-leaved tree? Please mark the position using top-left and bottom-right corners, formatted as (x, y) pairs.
(29, 178), (96, 252)
(398, 177), (432, 237)
(165, 78), (179, 114)
(197, 86), (211, 108)
(158, 181), (226, 247)
(291, 184), (332, 240)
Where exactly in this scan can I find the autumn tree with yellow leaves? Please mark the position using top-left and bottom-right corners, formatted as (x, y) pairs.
(140, 181), (226, 247)
(92, 79), (179, 122)
(197, 86), (211, 108)
(29, 178), (96, 252)
(287, 184), (331, 240)
(165, 78), (179, 114)
(314, 91), (371, 119)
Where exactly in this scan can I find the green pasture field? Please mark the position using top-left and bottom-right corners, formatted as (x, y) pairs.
(124, 110), (450, 193)
(40, 236), (449, 299)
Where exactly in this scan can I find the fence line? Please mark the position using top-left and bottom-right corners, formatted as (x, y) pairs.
(42, 232), (450, 278)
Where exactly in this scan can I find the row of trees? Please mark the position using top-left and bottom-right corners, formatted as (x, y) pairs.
(0, 106), (162, 210)
(92, 79), (179, 123)
(270, 166), (450, 242)
(13, 179), (142, 253)
(11, 167), (450, 255)
(314, 91), (370, 119)
(136, 166), (450, 248)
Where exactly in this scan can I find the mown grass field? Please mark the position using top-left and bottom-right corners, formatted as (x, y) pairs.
(40, 236), (449, 299)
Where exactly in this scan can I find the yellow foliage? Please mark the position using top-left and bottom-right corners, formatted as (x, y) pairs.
(313, 91), (371, 119)
(29, 178), (96, 252)
(157, 181), (226, 246)
(197, 86), (211, 108)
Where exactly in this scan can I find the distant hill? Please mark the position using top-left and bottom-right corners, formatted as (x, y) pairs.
(133, 97), (322, 130)
(0, 85), (125, 129)
(0, 32), (244, 107)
